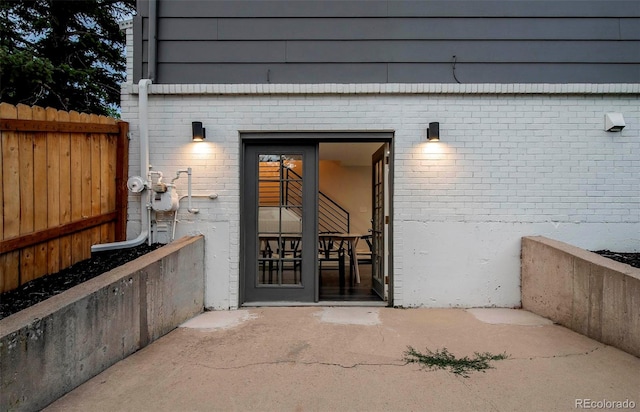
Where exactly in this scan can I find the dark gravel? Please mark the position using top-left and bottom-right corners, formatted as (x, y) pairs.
(0, 243), (163, 320)
(591, 250), (640, 269)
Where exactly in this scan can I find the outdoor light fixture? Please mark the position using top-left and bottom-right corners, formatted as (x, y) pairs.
(192, 121), (206, 141)
(427, 122), (440, 141)
(604, 113), (625, 132)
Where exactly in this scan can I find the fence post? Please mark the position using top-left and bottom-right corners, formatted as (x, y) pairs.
(115, 121), (130, 241)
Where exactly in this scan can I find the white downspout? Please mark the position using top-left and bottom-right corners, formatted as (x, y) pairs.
(91, 79), (152, 252)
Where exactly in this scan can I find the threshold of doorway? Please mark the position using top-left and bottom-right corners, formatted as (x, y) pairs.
(242, 300), (388, 307)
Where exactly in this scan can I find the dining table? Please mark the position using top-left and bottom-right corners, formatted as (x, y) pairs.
(318, 233), (363, 285)
(258, 232), (364, 287)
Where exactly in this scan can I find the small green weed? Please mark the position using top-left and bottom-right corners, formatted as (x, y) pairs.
(403, 346), (509, 378)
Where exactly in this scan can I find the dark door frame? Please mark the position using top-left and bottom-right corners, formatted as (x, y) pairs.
(371, 144), (387, 299)
(239, 131), (394, 306)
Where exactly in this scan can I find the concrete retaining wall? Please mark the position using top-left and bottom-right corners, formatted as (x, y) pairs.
(0, 235), (205, 412)
(521, 236), (640, 357)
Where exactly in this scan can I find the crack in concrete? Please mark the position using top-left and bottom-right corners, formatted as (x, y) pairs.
(509, 345), (604, 361)
(182, 344), (603, 374)
(444, 346), (606, 412)
(188, 359), (410, 371)
(307, 360), (408, 369)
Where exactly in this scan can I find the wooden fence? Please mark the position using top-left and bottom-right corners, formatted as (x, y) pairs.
(1, 103), (129, 293)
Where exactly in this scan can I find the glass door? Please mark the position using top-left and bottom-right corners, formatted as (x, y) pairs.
(371, 145), (386, 299)
(242, 143), (317, 303)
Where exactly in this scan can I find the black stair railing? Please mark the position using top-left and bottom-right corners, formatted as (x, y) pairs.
(284, 167), (349, 233)
(318, 190), (350, 233)
(259, 165), (349, 233)
(257, 163), (350, 233)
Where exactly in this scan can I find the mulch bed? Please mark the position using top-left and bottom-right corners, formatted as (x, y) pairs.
(0, 243), (163, 320)
(592, 250), (640, 269)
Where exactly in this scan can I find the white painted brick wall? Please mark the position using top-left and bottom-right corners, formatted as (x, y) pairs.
(120, 88), (639, 309)
(119, 26), (638, 309)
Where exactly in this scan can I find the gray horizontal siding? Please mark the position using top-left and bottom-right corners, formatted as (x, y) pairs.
(159, 41), (286, 63)
(387, 1), (640, 18)
(152, 18), (640, 41)
(155, 40), (640, 63)
(285, 41), (640, 63)
(136, 0), (640, 84)
(153, 63), (640, 84)
(142, 0), (640, 18)
(155, 63), (390, 84)
(389, 63), (640, 83)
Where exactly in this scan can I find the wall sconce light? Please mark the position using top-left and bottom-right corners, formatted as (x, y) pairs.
(604, 113), (625, 132)
(192, 121), (206, 141)
(427, 122), (440, 141)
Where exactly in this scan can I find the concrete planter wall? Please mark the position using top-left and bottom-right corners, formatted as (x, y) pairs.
(521, 236), (640, 357)
(0, 235), (205, 412)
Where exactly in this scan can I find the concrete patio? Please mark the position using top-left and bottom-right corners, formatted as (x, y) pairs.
(44, 307), (639, 412)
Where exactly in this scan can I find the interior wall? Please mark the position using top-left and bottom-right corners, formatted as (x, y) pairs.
(319, 160), (372, 243)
